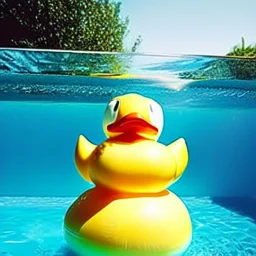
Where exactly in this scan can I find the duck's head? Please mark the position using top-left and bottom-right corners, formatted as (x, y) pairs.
(103, 93), (163, 141)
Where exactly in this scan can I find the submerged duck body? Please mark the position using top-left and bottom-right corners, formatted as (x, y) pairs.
(64, 93), (192, 256)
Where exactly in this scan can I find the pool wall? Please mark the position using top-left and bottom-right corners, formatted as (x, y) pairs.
(1, 102), (255, 197)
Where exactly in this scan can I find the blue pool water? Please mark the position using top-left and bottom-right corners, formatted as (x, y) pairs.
(0, 49), (256, 255)
(0, 197), (255, 256)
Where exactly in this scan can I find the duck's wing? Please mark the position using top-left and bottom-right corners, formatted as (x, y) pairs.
(75, 135), (96, 182)
(167, 138), (189, 183)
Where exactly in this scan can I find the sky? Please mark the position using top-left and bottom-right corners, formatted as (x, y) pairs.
(120, 0), (256, 56)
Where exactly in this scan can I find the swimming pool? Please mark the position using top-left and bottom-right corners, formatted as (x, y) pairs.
(0, 49), (256, 255)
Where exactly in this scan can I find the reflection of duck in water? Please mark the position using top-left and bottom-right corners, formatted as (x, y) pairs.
(64, 93), (192, 256)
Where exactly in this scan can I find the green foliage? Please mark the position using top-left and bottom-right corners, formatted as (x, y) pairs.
(178, 37), (256, 80)
(225, 37), (256, 79)
(0, 0), (141, 52)
(0, 0), (142, 75)
(226, 59), (256, 79)
(227, 37), (256, 58)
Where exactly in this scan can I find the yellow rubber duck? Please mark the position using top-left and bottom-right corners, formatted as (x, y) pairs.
(64, 93), (192, 256)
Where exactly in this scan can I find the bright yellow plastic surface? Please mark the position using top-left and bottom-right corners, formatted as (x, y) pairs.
(65, 93), (192, 256)
(65, 188), (192, 256)
(76, 136), (188, 193)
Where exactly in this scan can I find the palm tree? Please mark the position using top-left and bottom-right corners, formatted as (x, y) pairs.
(227, 37), (256, 57)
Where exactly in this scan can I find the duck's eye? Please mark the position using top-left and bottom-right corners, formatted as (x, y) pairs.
(149, 103), (154, 113)
(113, 100), (119, 112)
(104, 99), (120, 125)
(109, 100), (119, 113)
(148, 101), (163, 132)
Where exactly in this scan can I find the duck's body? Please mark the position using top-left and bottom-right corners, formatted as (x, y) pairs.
(75, 136), (188, 193)
(65, 188), (191, 256)
(64, 93), (192, 256)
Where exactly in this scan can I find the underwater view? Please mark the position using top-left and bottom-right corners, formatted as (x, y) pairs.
(0, 49), (256, 256)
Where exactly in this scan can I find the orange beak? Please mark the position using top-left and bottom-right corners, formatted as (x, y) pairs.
(107, 112), (158, 135)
